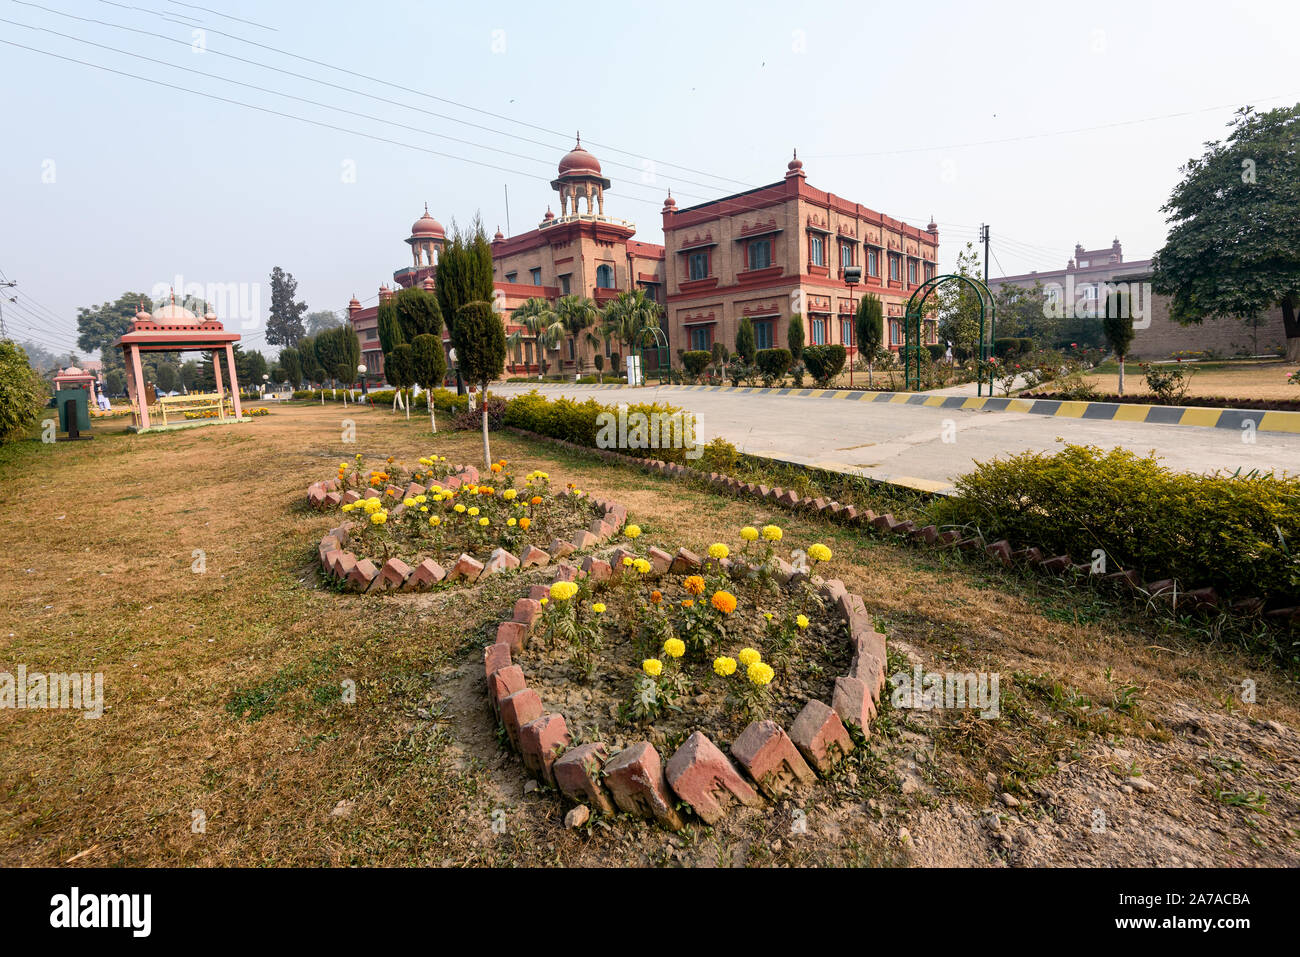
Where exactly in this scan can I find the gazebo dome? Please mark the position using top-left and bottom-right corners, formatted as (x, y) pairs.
(558, 138), (602, 177)
(410, 205), (445, 239)
(153, 302), (200, 324)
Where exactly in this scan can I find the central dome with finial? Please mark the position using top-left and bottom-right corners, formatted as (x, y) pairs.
(410, 203), (445, 240)
(558, 134), (603, 177)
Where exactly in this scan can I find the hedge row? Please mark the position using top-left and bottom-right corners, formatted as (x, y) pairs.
(933, 444), (1300, 603)
(291, 387), (471, 413)
(501, 389), (736, 468)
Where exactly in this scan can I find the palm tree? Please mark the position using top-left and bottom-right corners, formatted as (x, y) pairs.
(507, 297), (563, 380)
(555, 294), (600, 374)
(602, 289), (662, 375)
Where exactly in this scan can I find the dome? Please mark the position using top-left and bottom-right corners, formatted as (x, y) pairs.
(543, 206), (555, 222)
(493, 226), (504, 242)
(410, 203), (445, 239)
(558, 136), (602, 177)
(787, 149), (804, 172)
(153, 302), (199, 324)
(662, 190), (677, 212)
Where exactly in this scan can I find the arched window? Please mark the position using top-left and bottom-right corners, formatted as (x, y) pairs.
(596, 264), (614, 289)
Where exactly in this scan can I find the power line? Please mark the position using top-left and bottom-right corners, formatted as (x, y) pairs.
(164, 0), (278, 32)
(67, 0), (755, 190)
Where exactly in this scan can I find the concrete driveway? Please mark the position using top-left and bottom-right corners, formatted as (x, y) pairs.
(491, 382), (1300, 492)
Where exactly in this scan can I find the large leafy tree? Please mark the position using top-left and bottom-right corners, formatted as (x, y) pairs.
(266, 266), (308, 346)
(76, 291), (154, 373)
(305, 309), (342, 337)
(507, 297), (563, 378)
(298, 334), (324, 387)
(452, 300), (506, 466)
(0, 340), (49, 443)
(1152, 104), (1300, 359)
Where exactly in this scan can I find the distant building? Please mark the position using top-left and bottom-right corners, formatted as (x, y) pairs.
(988, 240), (1287, 358)
(986, 238), (1151, 319)
(662, 152), (939, 360)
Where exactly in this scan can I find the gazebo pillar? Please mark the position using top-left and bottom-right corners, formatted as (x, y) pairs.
(129, 345), (150, 430)
(213, 351), (225, 420)
(225, 344), (243, 418)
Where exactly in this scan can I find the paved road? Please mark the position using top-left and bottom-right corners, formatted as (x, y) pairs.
(491, 382), (1300, 491)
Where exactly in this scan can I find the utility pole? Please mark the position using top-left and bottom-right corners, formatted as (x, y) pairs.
(0, 281), (16, 339)
(979, 224), (994, 396)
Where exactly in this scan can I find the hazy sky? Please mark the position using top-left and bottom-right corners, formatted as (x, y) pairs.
(3, 0), (1298, 361)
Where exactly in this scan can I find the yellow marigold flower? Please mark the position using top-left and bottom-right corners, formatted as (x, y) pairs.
(341, 503), (355, 512)
(507, 517), (517, 526)
(642, 658), (663, 677)
(707, 543), (729, 560)
(808, 543), (832, 563)
(663, 638), (685, 659)
(796, 614), (810, 629)
(633, 558), (651, 574)
(415, 495), (427, 504)
(490, 463), (502, 473)
(740, 526), (759, 542)
(339, 462), (350, 469)
(747, 661), (775, 686)
(738, 647), (761, 667)
(429, 516), (441, 527)
(591, 602), (606, 614)
(761, 525), (783, 542)
(479, 517), (490, 527)
(503, 489), (517, 501)
(370, 511), (387, 525)
(711, 590), (737, 614)
(622, 557), (633, 567)
(403, 497), (416, 508)
(467, 506), (480, 517)
(549, 581), (578, 601)
(454, 504), (466, 513)
(684, 575), (705, 596)
(420, 506), (429, 513)
(763, 612), (773, 621)
(624, 524), (642, 539)
(539, 597), (548, 606)
(519, 517), (531, 531)
(713, 656), (737, 677)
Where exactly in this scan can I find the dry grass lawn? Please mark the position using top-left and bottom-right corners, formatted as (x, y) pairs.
(1083, 358), (1299, 401)
(1, 402), (1296, 867)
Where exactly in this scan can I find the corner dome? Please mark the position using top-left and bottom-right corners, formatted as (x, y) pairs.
(410, 204), (445, 239)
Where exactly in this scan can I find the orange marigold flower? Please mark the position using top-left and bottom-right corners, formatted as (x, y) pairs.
(710, 590), (737, 614)
(519, 517), (531, 531)
(681, 599), (694, 608)
(530, 495), (543, 506)
(683, 575), (705, 596)
(650, 590), (662, 603)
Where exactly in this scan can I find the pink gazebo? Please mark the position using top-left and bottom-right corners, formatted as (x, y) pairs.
(115, 296), (243, 431)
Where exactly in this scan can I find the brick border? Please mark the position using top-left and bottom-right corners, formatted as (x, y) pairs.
(486, 547), (884, 830)
(306, 465), (631, 594)
(504, 427), (1293, 623)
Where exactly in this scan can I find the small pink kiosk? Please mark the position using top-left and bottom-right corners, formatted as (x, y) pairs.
(52, 364), (100, 407)
(115, 296), (245, 432)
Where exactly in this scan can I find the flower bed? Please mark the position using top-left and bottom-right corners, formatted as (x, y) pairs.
(484, 531), (887, 830)
(307, 454), (630, 593)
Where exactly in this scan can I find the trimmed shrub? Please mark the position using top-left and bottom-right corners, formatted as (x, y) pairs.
(993, 337), (1021, 359)
(933, 443), (1300, 604)
(681, 350), (711, 380)
(755, 348), (793, 386)
(801, 344), (846, 385)
(926, 344), (946, 361)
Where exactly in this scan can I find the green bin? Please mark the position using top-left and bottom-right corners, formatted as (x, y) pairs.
(54, 388), (91, 435)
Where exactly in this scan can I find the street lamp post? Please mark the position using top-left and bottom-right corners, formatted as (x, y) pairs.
(357, 364), (367, 402)
(843, 265), (861, 388)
